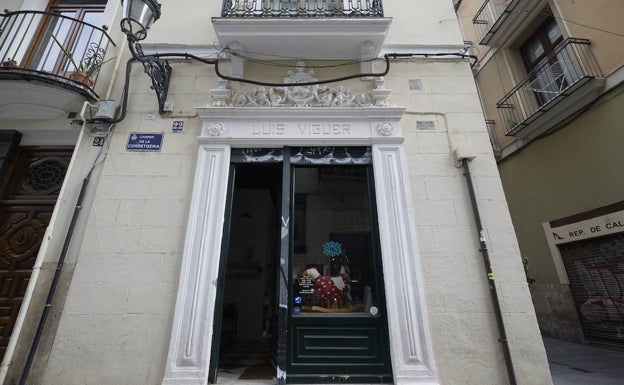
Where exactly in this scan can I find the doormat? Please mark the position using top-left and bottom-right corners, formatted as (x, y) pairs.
(238, 365), (275, 380)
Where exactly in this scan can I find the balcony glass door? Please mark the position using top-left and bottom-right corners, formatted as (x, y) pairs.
(521, 18), (576, 106)
(25, 0), (107, 77)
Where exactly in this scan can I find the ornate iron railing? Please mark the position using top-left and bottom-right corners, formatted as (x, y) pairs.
(0, 10), (115, 89)
(496, 38), (602, 135)
(222, 0), (383, 17)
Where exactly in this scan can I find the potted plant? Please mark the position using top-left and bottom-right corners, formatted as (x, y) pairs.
(2, 58), (18, 67)
(50, 34), (115, 87)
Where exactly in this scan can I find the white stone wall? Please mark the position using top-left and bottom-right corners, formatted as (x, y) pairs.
(35, 63), (206, 384)
(388, 60), (551, 384)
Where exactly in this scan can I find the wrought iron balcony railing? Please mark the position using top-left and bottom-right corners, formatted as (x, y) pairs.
(0, 10), (115, 90)
(472, 0), (511, 44)
(221, 0), (383, 17)
(496, 38), (602, 136)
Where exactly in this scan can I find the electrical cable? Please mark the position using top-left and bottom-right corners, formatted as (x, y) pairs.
(150, 51), (476, 87)
(221, 46), (377, 69)
(86, 49), (474, 124)
(18, 126), (114, 385)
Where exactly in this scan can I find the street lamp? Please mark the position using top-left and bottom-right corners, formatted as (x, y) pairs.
(121, 0), (161, 41)
(120, 0), (171, 114)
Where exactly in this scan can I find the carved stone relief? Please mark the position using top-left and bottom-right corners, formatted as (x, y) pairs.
(211, 62), (391, 107)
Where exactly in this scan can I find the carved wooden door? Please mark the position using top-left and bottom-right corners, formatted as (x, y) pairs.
(0, 147), (73, 360)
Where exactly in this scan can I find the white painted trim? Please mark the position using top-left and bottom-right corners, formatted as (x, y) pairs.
(196, 106), (406, 147)
(162, 145), (231, 385)
(18, 129), (81, 146)
(542, 222), (571, 284)
(162, 106), (438, 385)
(372, 145), (438, 384)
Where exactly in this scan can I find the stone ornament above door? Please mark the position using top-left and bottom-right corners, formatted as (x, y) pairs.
(199, 63), (402, 147)
(209, 62), (391, 108)
(196, 105), (405, 147)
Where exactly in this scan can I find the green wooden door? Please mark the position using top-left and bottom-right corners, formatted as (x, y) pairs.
(211, 148), (392, 383)
(286, 153), (392, 383)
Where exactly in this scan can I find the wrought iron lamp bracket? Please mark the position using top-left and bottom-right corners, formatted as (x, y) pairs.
(128, 37), (172, 114)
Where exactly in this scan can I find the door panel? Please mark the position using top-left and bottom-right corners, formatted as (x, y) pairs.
(0, 147), (72, 361)
(288, 164), (392, 382)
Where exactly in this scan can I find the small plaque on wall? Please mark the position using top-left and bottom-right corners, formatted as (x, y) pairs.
(126, 133), (163, 152)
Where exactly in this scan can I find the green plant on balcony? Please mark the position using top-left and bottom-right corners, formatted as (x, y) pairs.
(2, 58), (18, 67)
(50, 33), (115, 86)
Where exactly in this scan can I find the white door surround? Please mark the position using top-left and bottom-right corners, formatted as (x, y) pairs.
(161, 102), (439, 385)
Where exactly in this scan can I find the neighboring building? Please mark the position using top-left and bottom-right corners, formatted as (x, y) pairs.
(0, 1), (552, 385)
(454, 0), (624, 346)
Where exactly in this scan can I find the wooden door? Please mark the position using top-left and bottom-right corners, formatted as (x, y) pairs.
(287, 164), (392, 383)
(0, 147), (73, 360)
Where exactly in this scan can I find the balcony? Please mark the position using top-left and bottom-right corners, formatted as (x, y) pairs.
(213, 0), (390, 71)
(496, 38), (604, 139)
(473, 0), (544, 46)
(0, 10), (115, 120)
(221, 0), (383, 17)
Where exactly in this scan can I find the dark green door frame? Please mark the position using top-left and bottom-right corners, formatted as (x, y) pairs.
(208, 164), (236, 384)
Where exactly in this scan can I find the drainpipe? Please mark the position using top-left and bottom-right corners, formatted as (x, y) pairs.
(19, 175), (91, 385)
(460, 156), (517, 385)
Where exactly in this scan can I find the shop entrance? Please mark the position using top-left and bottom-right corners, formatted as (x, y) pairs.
(209, 163), (282, 383)
(209, 148), (392, 384)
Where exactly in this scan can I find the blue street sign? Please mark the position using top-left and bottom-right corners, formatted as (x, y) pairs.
(126, 133), (163, 152)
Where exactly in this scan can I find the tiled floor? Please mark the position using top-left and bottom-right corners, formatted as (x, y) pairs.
(217, 339), (276, 384)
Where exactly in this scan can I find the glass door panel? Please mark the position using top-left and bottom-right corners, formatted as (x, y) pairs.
(288, 164), (392, 383)
(292, 166), (379, 315)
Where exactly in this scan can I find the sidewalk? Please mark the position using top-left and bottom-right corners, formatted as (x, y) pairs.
(544, 337), (624, 385)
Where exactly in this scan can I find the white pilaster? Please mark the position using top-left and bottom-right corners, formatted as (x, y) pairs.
(372, 145), (438, 385)
(162, 145), (231, 385)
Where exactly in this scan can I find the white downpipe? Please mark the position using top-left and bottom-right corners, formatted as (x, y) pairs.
(105, 38), (127, 100)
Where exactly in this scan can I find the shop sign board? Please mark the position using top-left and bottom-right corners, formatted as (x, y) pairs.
(549, 210), (624, 244)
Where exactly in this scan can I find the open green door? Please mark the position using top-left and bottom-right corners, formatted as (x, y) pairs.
(208, 165), (236, 384)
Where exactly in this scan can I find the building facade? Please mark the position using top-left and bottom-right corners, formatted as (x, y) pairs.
(1, 1), (552, 384)
(454, 0), (624, 345)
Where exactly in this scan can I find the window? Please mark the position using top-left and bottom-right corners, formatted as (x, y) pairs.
(26, 0), (108, 75)
(520, 17), (576, 105)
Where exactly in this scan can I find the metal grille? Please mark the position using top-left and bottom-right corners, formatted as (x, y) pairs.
(559, 233), (624, 345)
(222, 0), (383, 17)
